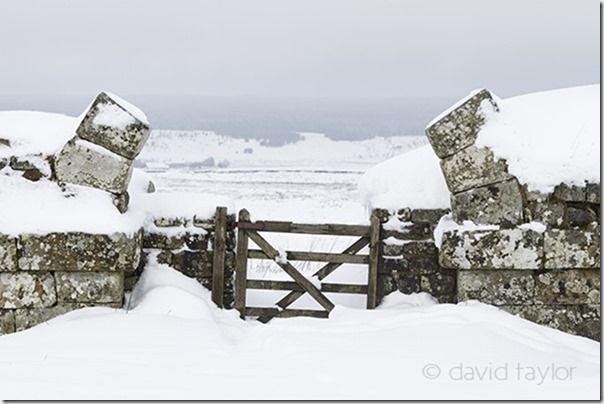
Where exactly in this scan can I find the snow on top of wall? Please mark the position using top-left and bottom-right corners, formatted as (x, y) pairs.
(0, 111), (78, 158)
(358, 145), (450, 210)
(93, 102), (136, 129)
(0, 168), (232, 236)
(476, 84), (600, 193)
(360, 84), (600, 210)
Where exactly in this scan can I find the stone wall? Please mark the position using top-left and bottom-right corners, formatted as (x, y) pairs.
(417, 88), (601, 341)
(373, 208), (456, 304)
(134, 213), (237, 309)
(0, 231), (141, 334)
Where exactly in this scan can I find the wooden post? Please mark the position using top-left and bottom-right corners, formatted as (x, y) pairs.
(235, 209), (250, 318)
(366, 212), (381, 309)
(211, 206), (227, 308)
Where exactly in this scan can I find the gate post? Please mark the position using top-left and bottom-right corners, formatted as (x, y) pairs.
(235, 209), (250, 318)
(366, 211), (381, 309)
(211, 206), (228, 308)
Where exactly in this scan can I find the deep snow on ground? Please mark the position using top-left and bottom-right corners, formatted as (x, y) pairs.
(0, 263), (599, 400)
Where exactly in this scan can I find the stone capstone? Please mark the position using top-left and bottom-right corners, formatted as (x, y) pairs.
(18, 232), (141, 272)
(457, 270), (534, 305)
(451, 178), (524, 226)
(0, 272), (56, 309)
(55, 139), (133, 194)
(440, 145), (512, 194)
(55, 272), (123, 303)
(0, 235), (17, 271)
(543, 228), (600, 269)
(439, 228), (543, 270)
(425, 89), (498, 159)
(76, 92), (151, 160)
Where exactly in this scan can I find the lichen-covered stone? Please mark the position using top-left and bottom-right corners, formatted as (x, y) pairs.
(0, 235), (17, 271)
(143, 232), (186, 250)
(457, 270), (534, 305)
(524, 190), (565, 227)
(410, 208), (450, 224)
(440, 145), (512, 194)
(426, 89), (498, 159)
(154, 217), (185, 227)
(377, 274), (397, 300)
(440, 228), (543, 269)
(451, 178), (524, 225)
(55, 139), (133, 193)
(76, 92), (151, 160)
(534, 270), (600, 305)
(18, 232), (141, 272)
(0, 310), (15, 334)
(543, 229), (600, 269)
(112, 191), (130, 214)
(0, 272), (56, 309)
(586, 183), (600, 203)
(420, 271), (456, 296)
(156, 250), (213, 278)
(500, 304), (600, 341)
(383, 222), (432, 241)
(55, 272), (123, 303)
(552, 183), (586, 202)
(565, 206), (598, 227)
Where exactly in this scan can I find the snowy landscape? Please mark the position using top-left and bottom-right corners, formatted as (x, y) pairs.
(0, 0), (600, 400)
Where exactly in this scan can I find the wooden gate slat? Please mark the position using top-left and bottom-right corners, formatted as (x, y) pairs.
(366, 213), (381, 309)
(211, 206), (227, 308)
(237, 221), (370, 236)
(321, 283), (368, 294)
(274, 236), (370, 311)
(247, 249), (369, 264)
(246, 307), (329, 319)
(234, 209), (250, 318)
(246, 279), (303, 291)
(246, 230), (335, 312)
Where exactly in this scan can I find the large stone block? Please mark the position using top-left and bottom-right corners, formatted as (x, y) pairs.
(524, 190), (565, 227)
(426, 89), (498, 159)
(440, 228), (543, 270)
(457, 270), (534, 305)
(420, 271), (456, 296)
(0, 272), (56, 309)
(0, 310), (15, 334)
(440, 145), (512, 194)
(534, 270), (600, 305)
(451, 178), (524, 225)
(55, 272), (123, 303)
(543, 229), (600, 269)
(500, 304), (600, 341)
(586, 183), (600, 204)
(76, 92), (151, 160)
(0, 235), (17, 271)
(18, 232), (141, 272)
(410, 208), (450, 224)
(552, 183), (586, 202)
(55, 139), (133, 193)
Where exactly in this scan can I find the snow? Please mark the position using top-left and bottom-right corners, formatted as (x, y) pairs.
(358, 145), (450, 210)
(476, 85), (600, 193)
(105, 91), (149, 125)
(0, 262), (598, 399)
(92, 102), (136, 129)
(0, 111), (78, 158)
(426, 88), (486, 128)
(433, 214), (499, 248)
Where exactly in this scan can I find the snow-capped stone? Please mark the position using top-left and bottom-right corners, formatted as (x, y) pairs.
(77, 92), (151, 160)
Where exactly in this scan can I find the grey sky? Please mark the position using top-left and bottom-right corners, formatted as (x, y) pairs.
(0, 0), (599, 99)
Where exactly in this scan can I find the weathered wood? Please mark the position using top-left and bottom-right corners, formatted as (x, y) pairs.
(314, 237), (370, 280)
(246, 307), (329, 319)
(237, 221), (370, 236)
(246, 279), (303, 291)
(366, 212), (381, 309)
(275, 237), (370, 310)
(246, 230), (335, 312)
(247, 249), (369, 264)
(211, 206), (228, 308)
(321, 283), (368, 294)
(235, 209), (250, 318)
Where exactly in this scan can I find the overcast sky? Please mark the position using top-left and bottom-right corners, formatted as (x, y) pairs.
(0, 0), (599, 99)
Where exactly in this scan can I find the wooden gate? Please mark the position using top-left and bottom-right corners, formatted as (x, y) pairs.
(234, 208), (382, 321)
